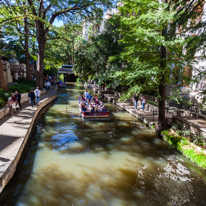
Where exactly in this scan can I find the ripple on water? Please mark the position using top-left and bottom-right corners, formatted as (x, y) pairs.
(4, 84), (206, 206)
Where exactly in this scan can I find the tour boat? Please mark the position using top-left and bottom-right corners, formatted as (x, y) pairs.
(78, 103), (110, 120)
(57, 82), (66, 88)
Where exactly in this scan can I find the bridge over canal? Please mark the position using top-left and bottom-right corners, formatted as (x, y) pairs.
(57, 65), (77, 82)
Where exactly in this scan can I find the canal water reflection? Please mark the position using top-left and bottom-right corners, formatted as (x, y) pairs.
(3, 83), (206, 206)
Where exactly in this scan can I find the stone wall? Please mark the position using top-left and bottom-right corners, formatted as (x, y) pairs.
(0, 92), (57, 193)
(174, 117), (206, 139)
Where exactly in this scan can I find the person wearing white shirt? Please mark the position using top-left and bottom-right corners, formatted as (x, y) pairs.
(141, 96), (147, 111)
(83, 90), (90, 99)
(46, 81), (51, 90)
(34, 87), (41, 105)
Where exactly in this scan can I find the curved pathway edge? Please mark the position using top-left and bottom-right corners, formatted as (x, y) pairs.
(0, 89), (57, 193)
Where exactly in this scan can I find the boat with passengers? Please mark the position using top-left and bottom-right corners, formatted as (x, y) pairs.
(78, 91), (109, 120)
(57, 80), (66, 88)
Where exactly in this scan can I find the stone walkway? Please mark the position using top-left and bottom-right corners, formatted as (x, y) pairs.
(87, 83), (206, 133)
(0, 88), (57, 193)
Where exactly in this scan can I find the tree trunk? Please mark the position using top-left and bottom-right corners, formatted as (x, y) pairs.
(68, 51), (71, 65)
(36, 22), (44, 90)
(24, 15), (32, 81)
(72, 39), (75, 64)
(0, 56), (9, 91)
(34, 60), (37, 75)
(157, 24), (167, 131)
(158, 71), (166, 131)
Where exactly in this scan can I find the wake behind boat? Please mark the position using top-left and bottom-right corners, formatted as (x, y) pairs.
(78, 90), (110, 120)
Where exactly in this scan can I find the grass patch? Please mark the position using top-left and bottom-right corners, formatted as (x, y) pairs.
(182, 148), (206, 169)
(161, 130), (206, 170)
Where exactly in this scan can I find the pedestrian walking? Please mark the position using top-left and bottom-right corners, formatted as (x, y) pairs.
(141, 96), (147, 111)
(51, 79), (54, 88)
(46, 81), (51, 90)
(103, 83), (106, 90)
(28, 90), (31, 105)
(7, 97), (14, 116)
(34, 87), (41, 105)
(30, 90), (35, 107)
(15, 91), (21, 109)
(134, 94), (139, 109)
(11, 93), (17, 112)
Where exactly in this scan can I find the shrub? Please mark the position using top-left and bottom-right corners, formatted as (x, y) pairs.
(0, 89), (11, 102)
(171, 124), (181, 130)
(182, 130), (191, 137)
(8, 84), (34, 93)
(193, 136), (204, 146)
(0, 97), (5, 107)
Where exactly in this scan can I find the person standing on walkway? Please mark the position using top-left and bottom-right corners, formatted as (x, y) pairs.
(51, 79), (54, 88)
(15, 91), (21, 109)
(28, 90), (31, 105)
(141, 96), (147, 111)
(30, 90), (35, 107)
(134, 94), (139, 109)
(103, 83), (106, 90)
(11, 93), (17, 112)
(7, 97), (14, 116)
(47, 81), (51, 90)
(34, 87), (41, 105)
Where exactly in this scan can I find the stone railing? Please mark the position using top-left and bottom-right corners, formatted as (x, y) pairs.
(0, 89), (46, 120)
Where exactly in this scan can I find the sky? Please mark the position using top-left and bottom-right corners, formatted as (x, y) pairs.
(53, 19), (64, 27)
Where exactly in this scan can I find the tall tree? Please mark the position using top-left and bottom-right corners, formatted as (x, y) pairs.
(25, 0), (112, 89)
(0, 0), (34, 81)
(0, 29), (9, 91)
(109, 0), (192, 130)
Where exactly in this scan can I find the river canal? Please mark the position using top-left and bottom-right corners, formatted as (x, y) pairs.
(2, 83), (206, 206)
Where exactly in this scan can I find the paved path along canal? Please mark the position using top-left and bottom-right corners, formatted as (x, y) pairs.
(2, 83), (206, 206)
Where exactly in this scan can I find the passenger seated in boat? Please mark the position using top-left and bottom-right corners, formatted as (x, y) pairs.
(94, 96), (99, 104)
(88, 103), (94, 112)
(81, 104), (87, 112)
(91, 100), (96, 106)
(94, 105), (99, 112)
(102, 106), (108, 111)
(98, 104), (103, 112)
(82, 95), (86, 101)
(78, 96), (82, 103)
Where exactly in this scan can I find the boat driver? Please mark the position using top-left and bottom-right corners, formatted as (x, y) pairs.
(84, 90), (90, 100)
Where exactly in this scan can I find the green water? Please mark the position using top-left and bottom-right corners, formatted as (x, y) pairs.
(2, 83), (206, 206)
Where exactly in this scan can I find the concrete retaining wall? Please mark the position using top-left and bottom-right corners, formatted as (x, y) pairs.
(174, 117), (206, 139)
(0, 92), (57, 193)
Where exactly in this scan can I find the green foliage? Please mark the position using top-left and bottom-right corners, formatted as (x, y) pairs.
(8, 78), (36, 93)
(0, 97), (5, 107)
(74, 14), (126, 89)
(193, 136), (204, 146)
(162, 130), (206, 169)
(181, 130), (192, 138)
(182, 148), (206, 169)
(0, 89), (11, 102)
(76, 78), (84, 84)
(171, 124), (181, 130)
